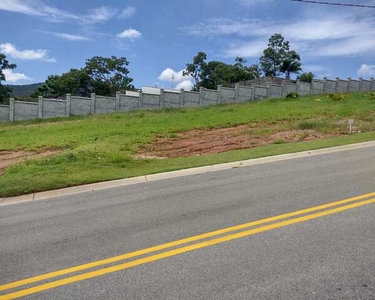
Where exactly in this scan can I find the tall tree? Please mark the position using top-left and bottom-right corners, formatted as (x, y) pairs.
(184, 53), (259, 90)
(183, 52), (207, 90)
(31, 56), (135, 98)
(85, 56), (134, 95)
(0, 54), (16, 102)
(280, 50), (302, 79)
(259, 33), (302, 78)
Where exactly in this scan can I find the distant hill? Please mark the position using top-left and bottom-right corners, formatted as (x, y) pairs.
(5, 83), (43, 97)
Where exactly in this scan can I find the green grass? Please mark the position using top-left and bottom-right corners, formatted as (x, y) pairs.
(0, 92), (374, 197)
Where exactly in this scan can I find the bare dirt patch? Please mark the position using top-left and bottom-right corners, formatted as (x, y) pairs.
(0, 150), (60, 174)
(140, 125), (341, 158)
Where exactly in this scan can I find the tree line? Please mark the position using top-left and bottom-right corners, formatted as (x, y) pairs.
(0, 33), (315, 102)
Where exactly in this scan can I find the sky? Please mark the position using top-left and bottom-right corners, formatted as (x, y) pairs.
(1, 0), (375, 90)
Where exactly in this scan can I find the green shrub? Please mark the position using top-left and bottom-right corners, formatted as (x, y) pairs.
(286, 92), (299, 99)
(326, 93), (347, 101)
(369, 92), (375, 102)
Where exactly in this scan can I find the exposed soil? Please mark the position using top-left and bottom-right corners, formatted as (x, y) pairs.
(0, 150), (60, 174)
(140, 125), (341, 158)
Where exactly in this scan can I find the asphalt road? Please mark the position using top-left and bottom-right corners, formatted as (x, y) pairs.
(1, 146), (375, 299)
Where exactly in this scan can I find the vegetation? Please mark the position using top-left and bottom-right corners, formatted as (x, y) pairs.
(184, 33), (308, 90)
(183, 53), (260, 90)
(0, 54), (16, 103)
(297, 72), (315, 83)
(0, 92), (374, 197)
(259, 33), (302, 79)
(31, 56), (135, 98)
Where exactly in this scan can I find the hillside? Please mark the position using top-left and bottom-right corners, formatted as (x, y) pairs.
(5, 83), (43, 97)
(0, 92), (374, 197)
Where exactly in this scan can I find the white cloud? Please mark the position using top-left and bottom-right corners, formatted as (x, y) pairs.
(85, 6), (118, 24)
(358, 64), (375, 77)
(176, 80), (194, 90)
(224, 40), (266, 57)
(118, 6), (136, 19)
(158, 68), (192, 82)
(0, 0), (79, 22)
(0, 43), (56, 62)
(0, 0), (119, 24)
(183, 11), (375, 58)
(3, 69), (31, 83)
(158, 68), (193, 90)
(53, 33), (90, 41)
(117, 29), (142, 40)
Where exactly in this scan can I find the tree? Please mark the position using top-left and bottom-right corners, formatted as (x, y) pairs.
(297, 72), (315, 83)
(85, 56), (135, 96)
(259, 33), (302, 79)
(184, 53), (259, 90)
(32, 56), (135, 98)
(279, 50), (302, 80)
(183, 52), (207, 90)
(0, 54), (16, 102)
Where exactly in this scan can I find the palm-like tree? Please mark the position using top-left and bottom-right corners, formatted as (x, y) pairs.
(280, 51), (302, 80)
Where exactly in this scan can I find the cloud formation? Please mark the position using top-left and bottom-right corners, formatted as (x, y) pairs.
(183, 10), (375, 58)
(119, 6), (136, 19)
(358, 64), (375, 77)
(158, 68), (193, 90)
(3, 69), (31, 83)
(0, 43), (56, 62)
(0, 0), (133, 24)
(117, 29), (142, 40)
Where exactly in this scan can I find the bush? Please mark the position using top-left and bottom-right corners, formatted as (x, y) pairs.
(286, 92), (299, 99)
(297, 72), (315, 83)
(326, 93), (347, 102)
(369, 92), (375, 102)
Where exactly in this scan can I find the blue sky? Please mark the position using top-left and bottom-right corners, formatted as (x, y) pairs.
(1, 0), (375, 90)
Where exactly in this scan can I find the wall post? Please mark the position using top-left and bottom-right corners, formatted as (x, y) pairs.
(66, 94), (71, 117)
(38, 96), (43, 118)
(359, 77), (363, 91)
(160, 88), (165, 109)
(139, 90), (143, 109)
(235, 84), (240, 102)
(9, 98), (15, 122)
(180, 89), (185, 107)
(90, 93), (96, 114)
(371, 78), (375, 91)
(217, 85), (222, 104)
(199, 87), (204, 106)
(335, 77), (340, 93)
(115, 92), (121, 111)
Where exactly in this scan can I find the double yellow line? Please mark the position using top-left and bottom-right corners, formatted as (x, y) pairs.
(1, 192), (375, 299)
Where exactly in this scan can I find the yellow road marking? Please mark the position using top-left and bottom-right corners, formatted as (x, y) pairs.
(1, 191), (375, 294)
(1, 197), (375, 300)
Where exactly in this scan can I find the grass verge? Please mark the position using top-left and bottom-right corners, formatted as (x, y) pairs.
(0, 92), (374, 197)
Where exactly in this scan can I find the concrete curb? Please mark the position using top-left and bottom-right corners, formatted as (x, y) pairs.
(1, 140), (375, 206)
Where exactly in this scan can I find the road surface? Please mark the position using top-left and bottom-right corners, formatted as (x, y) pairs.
(1, 146), (375, 299)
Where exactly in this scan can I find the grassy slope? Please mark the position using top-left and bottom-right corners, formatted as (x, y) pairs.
(0, 92), (374, 197)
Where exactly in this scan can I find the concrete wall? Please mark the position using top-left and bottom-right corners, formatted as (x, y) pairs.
(14, 101), (38, 121)
(0, 105), (10, 122)
(297, 81), (311, 96)
(183, 91), (200, 107)
(43, 99), (67, 118)
(237, 86), (254, 102)
(283, 83), (298, 97)
(269, 85), (283, 99)
(119, 94), (139, 111)
(202, 89), (218, 106)
(311, 80), (324, 95)
(1, 77), (374, 123)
